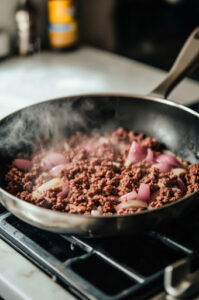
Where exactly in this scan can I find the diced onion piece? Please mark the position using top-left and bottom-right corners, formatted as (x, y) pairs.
(137, 183), (150, 202)
(157, 181), (164, 188)
(155, 162), (173, 173)
(68, 204), (78, 210)
(84, 144), (95, 153)
(172, 168), (186, 176)
(145, 148), (154, 163)
(32, 191), (41, 199)
(13, 159), (32, 171)
(97, 206), (102, 212)
(98, 137), (109, 144)
(41, 153), (67, 170)
(35, 172), (49, 184)
(57, 181), (69, 199)
(163, 150), (175, 156)
(156, 154), (182, 167)
(91, 210), (102, 216)
(63, 142), (71, 151)
(148, 205), (155, 210)
(32, 178), (61, 199)
(119, 191), (137, 201)
(112, 162), (121, 167)
(124, 159), (132, 167)
(118, 143), (127, 151)
(37, 178), (61, 192)
(126, 141), (147, 164)
(49, 164), (66, 177)
(117, 199), (148, 210)
(177, 178), (186, 191)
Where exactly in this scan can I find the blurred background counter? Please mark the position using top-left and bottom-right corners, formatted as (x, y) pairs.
(0, 0), (199, 118)
(0, 47), (199, 119)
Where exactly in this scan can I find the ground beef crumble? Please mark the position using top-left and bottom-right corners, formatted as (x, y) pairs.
(4, 128), (199, 216)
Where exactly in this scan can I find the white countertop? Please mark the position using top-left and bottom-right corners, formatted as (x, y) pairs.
(0, 238), (75, 300)
(0, 46), (199, 119)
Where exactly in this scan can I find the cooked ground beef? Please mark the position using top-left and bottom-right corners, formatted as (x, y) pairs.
(4, 128), (199, 216)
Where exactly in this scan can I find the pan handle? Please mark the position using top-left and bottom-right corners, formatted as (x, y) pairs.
(150, 27), (199, 99)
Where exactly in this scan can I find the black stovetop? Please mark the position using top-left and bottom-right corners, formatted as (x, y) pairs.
(0, 206), (199, 299)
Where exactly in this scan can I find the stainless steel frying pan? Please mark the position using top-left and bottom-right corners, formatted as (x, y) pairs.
(0, 28), (199, 237)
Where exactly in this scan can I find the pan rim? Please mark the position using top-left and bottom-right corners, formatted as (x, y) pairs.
(0, 92), (198, 220)
(0, 186), (199, 219)
(0, 92), (199, 123)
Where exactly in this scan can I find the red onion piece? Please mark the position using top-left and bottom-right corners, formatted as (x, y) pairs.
(84, 144), (95, 153)
(137, 183), (150, 202)
(119, 191), (137, 201)
(63, 142), (71, 151)
(126, 141), (147, 164)
(91, 210), (102, 216)
(172, 168), (186, 176)
(145, 148), (154, 163)
(57, 181), (69, 199)
(155, 162), (173, 173)
(177, 178), (186, 191)
(32, 178), (61, 199)
(124, 159), (132, 167)
(68, 204), (77, 210)
(13, 159), (32, 171)
(42, 153), (67, 170)
(117, 199), (148, 210)
(156, 154), (182, 167)
(98, 137), (109, 144)
(49, 164), (66, 177)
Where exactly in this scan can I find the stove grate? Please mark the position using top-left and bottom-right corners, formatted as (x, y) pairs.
(0, 207), (195, 300)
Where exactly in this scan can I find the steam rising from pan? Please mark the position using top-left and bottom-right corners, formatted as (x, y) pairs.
(0, 98), (88, 156)
(0, 97), (118, 157)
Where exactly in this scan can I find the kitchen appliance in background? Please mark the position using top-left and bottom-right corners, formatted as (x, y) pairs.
(47, 0), (78, 51)
(15, 0), (38, 55)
